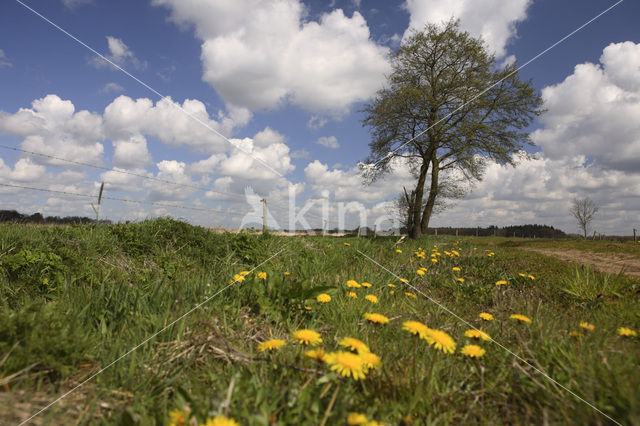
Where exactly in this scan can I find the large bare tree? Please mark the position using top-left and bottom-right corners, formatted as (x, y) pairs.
(570, 197), (599, 239)
(361, 20), (543, 239)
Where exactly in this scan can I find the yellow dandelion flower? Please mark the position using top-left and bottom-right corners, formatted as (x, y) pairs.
(363, 313), (389, 325)
(416, 269), (426, 276)
(518, 273), (526, 277)
(390, 290), (395, 294)
(618, 327), (637, 337)
(257, 339), (286, 352)
(510, 314), (532, 324)
(360, 351), (382, 371)
(452, 250), (460, 256)
(232, 274), (245, 283)
(361, 282), (372, 288)
(402, 321), (430, 339)
(346, 280), (361, 288)
(256, 272), (267, 280)
(240, 271), (251, 276)
(344, 242), (351, 246)
(431, 258), (438, 263)
(325, 351), (366, 380)
(339, 337), (370, 353)
(347, 413), (369, 425)
(317, 293), (331, 303)
(479, 312), (494, 321)
(528, 275), (535, 280)
(396, 249), (403, 253)
(464, 329), (491, 341)
(292, 329), (322, 345)
(579, 322), (595, 331)
(204, 416), (239, 426)
(461, 344), (485, 358)
(304, 306), (312, 311)
(347, 291), (358, 299)
(570, 331), (584, 338)
(400, 278), (409, 283)
(424, 329), (456, 354)
(304, 348), (327, 362)
(168, 409), (187, 426)
(365, 294), (378, 304)
(456, 277), (465, 283)
(452, 267), (461, 272)
(405, 292), (417, 299)
(495, 280), (508, 286)
(284, 271), (291, 276)
(387, 283), (396, 288)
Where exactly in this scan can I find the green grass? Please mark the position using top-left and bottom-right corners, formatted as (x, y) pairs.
(0, 219), (639, 425)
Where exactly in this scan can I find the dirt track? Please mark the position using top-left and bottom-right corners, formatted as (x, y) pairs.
(521, 248), (640, 278)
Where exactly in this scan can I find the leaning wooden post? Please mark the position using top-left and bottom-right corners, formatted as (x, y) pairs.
(91, 182), (104, 224)
(634, 228), (637, 243)
(262, 198), (267, 234)
(323, 220), (328, 237)
(455, 228), (458, 237)
(357, 226), (361, 238)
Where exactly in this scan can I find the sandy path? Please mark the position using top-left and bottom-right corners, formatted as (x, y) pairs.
(520, 247), (640, 278)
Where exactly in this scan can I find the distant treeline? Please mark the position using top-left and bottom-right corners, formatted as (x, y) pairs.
(0, 210), (111, 225)
(426, 224), (567, 238)
(321, 224), (567, 238)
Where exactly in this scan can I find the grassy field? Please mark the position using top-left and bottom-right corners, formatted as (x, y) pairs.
(0, 219), (639, 425)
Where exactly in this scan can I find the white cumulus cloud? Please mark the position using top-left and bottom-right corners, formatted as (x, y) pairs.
(103, 95), (251, 153)
(403, 0), (531, 58)
(0, 49), (11, 68)
(0, 94), (105, 167)
(152, 0), (390, 114)
(532, 41), (640, 173)
(317, 136), (340, 149)
(90, 36), (147, 70)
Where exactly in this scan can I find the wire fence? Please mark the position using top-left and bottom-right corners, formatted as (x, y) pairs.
(0, 143), (340, 231)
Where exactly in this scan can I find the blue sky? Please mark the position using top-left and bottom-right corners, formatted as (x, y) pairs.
(0, 0), (639, 234)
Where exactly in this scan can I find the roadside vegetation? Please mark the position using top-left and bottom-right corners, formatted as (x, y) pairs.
(0, 219), (638, 425)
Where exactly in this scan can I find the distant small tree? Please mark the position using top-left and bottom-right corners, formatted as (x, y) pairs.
(570, 197), (598, 239)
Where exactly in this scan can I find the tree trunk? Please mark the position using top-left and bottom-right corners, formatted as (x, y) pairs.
(409, 161), (429, 239)
(403, 187), (414, 234)
(420, 157), (440, 234)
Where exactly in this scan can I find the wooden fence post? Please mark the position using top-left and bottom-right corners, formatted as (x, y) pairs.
(262, 198), (267, 234)
(634, 228), (637, 243)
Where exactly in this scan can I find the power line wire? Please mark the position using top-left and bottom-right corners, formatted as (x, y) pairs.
(0, 144), (246, 200)
(0, 144), (331, 224)
(0, 182), (248, 218)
